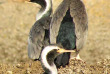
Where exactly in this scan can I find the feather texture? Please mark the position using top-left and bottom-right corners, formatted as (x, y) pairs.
(28, 17), (51, 60)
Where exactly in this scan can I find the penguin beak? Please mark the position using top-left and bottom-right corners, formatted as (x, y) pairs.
(57, 48), (75, 53)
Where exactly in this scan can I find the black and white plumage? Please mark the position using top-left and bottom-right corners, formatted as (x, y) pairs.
(50, 0), (88, 67)
(28, 0), (52, 60)
(41, 45), (75, 74)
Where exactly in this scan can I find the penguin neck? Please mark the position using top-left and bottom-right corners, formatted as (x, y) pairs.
(36, 0), (52, 21)
(42, 54), (57, 74)
(41, 48), (58, 74)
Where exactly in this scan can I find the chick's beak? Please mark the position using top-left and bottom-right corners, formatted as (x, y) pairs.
(57, 48), (75, 53)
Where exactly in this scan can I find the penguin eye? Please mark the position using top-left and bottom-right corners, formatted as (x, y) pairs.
(57, 49), (60, 50)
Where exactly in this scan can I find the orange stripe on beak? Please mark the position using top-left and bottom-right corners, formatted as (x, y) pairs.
(57, 48), (75, 53)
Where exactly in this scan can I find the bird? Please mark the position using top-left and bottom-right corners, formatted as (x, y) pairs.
(40, 45), (75, 74)
(50, 0), (88, 67)
(28, 0), (52, 60)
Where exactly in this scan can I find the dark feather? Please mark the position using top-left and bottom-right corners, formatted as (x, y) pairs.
(70, 0), (88, 50)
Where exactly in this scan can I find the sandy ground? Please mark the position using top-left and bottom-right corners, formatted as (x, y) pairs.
(0, 0), (110, 73)
(0, 59), (110, 74)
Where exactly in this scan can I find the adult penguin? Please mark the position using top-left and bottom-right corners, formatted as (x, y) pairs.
(28, 0), (52, 60)
(50, 0), (88, 67)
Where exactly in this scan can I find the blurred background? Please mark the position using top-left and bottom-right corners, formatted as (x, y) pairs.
(0, 0), (109, 64)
